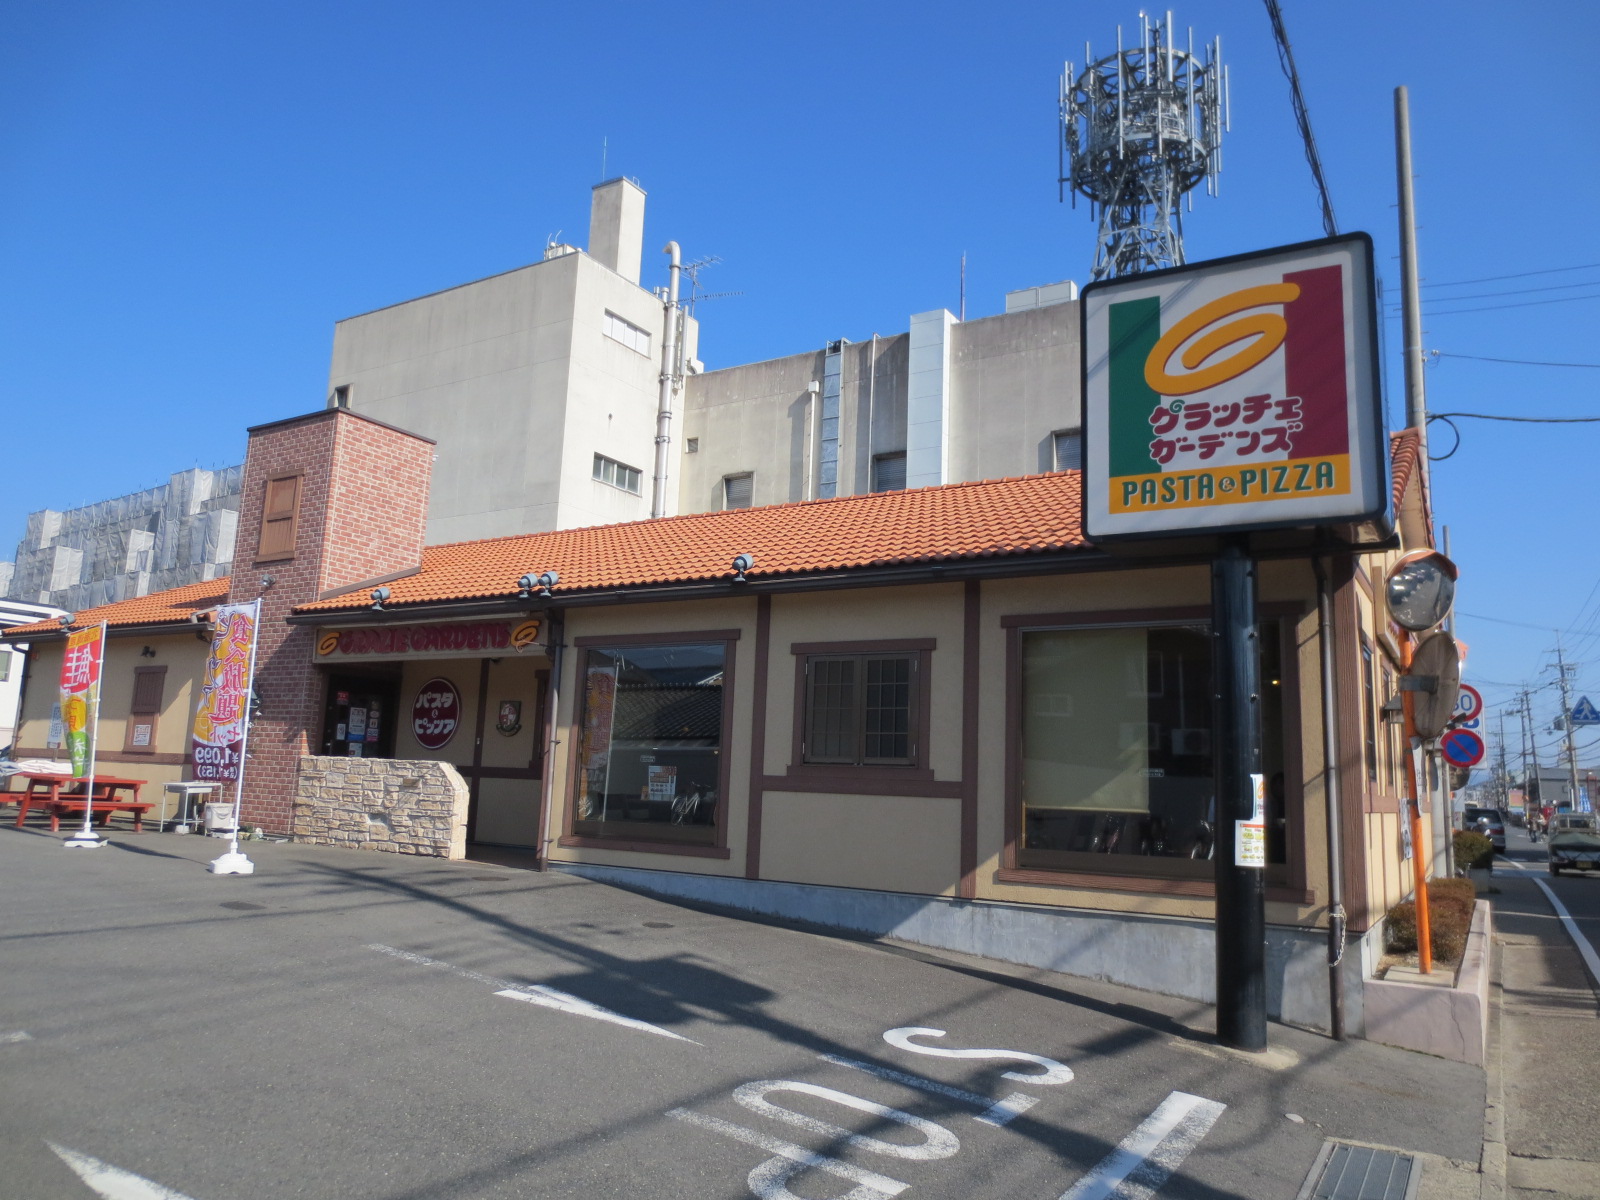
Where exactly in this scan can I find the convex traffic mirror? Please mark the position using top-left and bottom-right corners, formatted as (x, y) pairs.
(1385, 549), (1458, 633)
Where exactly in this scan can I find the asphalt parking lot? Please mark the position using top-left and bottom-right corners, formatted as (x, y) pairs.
(0, 826), (1488, 1199)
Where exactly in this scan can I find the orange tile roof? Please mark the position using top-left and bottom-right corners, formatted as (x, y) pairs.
(1, 577), (231, 639)
(1389, 427), (1422, 516)
(298, 471), (1090, 614)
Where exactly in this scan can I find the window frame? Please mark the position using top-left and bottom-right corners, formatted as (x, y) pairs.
(783, 639), (937, 790)
(592, 453), (643, 495)
(723, 473), (754, 510)
(998, 605), (1308, 900)
(871, 451), (907, 493)
(254, 472), (303, 564)
(123, 664), (167, 754)
(602, 310), (652, 357)
(1051, 429), (1083, 472)
(559, 629), (740, 859)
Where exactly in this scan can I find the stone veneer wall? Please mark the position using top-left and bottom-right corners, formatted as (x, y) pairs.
(294, 757), (468, 858)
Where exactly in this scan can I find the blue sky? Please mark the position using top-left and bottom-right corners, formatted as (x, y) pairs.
(3, 1), (1597, 773)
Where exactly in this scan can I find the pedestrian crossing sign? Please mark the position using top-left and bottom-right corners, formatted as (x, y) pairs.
(1572, 696), (1600, 726)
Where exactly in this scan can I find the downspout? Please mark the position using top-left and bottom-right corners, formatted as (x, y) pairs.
(534, 611), (565, 870)
(865, 334), (878, 489)
(650, 243), (682, 519)
(1313, 553), (1348, 1040)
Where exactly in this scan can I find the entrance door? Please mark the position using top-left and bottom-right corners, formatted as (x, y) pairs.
(321, 672), (400, 759)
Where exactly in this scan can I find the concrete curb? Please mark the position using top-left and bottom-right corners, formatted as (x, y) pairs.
(1364, 900), (1492, 1065)
(1479, 934), (1507, 1200)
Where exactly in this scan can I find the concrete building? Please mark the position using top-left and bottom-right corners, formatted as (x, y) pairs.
(327, 178), (700, 545)
(3, 467), (241, 611)
(0, 597), (66, 753)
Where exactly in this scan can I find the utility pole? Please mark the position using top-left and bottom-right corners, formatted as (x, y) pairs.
(1518, 690), (1536, 811)
(1495, 708), (1510, 809)
(1394, 87), (1431, 484)
(1555, 637), (1582, 812)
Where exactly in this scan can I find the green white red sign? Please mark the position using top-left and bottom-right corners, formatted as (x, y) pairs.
(1082, 235), (1387, 539)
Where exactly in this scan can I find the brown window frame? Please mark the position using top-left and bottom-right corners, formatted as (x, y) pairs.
(559, 629), (740, 859)
(123, 665), (167, 754)
(778, 639), (939, 793)
(997, 605), (1309, 901)
(255, 472), (303, 563)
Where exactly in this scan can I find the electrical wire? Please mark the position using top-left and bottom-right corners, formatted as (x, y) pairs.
(1262, 0), (1337, 238)
(1429, 411), (1600, 424)
(1398, 291), (1600, 317)
(1423, 261), (1600, 287)
(1431, 352), (1600, 369)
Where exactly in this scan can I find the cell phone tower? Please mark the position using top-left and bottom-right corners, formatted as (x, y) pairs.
(1059, 11), (1228, 280)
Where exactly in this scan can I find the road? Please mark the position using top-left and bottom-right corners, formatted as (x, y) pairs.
(1488, 822), (1600, 1199)
(0, 825), (1486, 1200)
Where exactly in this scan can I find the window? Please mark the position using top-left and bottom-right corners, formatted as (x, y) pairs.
(1053, 430), (1083, 472)
(685, 437), (700, 454)
(330, 384), (350, 409)
(593, 453), (642, 495)
(602, 310), (652, 356)
(1361, 639), (1378, 784)
(872, 452), (906, 493)
(1014, 619), (1289, 878)
(256, 474), (301, 562)
(723, 473), (753, 510)
(571, 641), (727, 847)
(125, 665), (166, 753)
(804, 653), (918, 765)
(0, 649), (10, 682)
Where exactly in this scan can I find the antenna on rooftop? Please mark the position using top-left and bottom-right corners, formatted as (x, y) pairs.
(1059, 10), (1227, 280)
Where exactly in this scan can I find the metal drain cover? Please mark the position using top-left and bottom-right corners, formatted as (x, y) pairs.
(1296, 1141), (1420, 1200)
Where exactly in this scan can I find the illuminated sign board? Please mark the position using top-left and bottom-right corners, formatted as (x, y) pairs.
(315, 618), (542, 662)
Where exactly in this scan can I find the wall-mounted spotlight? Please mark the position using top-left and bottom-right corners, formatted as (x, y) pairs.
(260, 573), (276, 590)
(58, 613), (74, 631)
(518, 570), (559, 599)
(731, 553), (754, 582)
(370, 586), (391, 611)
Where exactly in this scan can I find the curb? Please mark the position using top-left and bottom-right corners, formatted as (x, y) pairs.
(1479, 934), (1506, 1200)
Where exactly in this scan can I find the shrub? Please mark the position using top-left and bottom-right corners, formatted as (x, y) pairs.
(1386, 877), (1478, 964)
(1454, 830), (1493, 872)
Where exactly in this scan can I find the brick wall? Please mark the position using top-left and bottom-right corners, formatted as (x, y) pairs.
(230, 410), (433, 832)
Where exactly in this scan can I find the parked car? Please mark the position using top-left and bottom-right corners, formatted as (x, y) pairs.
(1548, 826), (1600, 876)
(1462, 805), (1506, 852)
(1550, 812), (1597, 833)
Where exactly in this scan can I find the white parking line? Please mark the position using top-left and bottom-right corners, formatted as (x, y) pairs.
(47, 1143), (199, 1200)
(1, 1030), (32, 1044)
(367, 943), (698, 1043)
(667, 1107), (908, 1198)
(1057, 1091), (1226, 1200)
(819, 1052), (1041, 1126)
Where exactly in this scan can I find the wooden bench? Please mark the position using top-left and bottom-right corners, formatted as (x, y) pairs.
(42, 796), (155, 833)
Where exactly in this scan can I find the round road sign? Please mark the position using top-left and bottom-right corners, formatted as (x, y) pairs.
(1440, 727), (1485, 768)
(1453, 683), (1484, 726)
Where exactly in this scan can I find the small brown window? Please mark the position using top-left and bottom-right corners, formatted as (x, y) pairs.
(125, 665), (166, 753)
(256, 474), (302, 561)
(804, 653), (918, 766)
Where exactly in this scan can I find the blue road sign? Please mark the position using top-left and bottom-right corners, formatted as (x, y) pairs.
(1572, 696), (1600, 726)
(1440, 728), (1485, 768)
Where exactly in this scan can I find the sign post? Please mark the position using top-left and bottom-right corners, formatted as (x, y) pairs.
(59, 621), (109, 849)
(191, 601), (263, 875)
(1083, 234), (1385, 1050)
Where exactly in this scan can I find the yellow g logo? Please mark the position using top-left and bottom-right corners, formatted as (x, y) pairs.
(1144, 283), (1301, 397)
(510, 620), (542, 651)
(316, 632), (341, 656)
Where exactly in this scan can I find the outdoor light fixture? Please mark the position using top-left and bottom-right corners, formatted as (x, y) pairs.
(370, 586), (391, 611)
(518, 571), (559, 599)
(731, 553), (754, 582)
(260, 573), (276, 590)
(1384, 549), (1458, 633)
(139, 646), (157, 658)
(58, 613), (73, 630)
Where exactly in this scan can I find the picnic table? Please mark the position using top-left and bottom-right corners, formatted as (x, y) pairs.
(6, 772), (153, 833)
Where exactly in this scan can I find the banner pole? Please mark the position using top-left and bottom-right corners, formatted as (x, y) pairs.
(208, 600), (262, 876)
(64, 622), (108, 849)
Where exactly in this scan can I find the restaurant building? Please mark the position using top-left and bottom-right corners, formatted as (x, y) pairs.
(4, 394), (1436, 1036)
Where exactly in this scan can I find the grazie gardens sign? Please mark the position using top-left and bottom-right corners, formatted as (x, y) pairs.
(1081, 234), (1386, 540)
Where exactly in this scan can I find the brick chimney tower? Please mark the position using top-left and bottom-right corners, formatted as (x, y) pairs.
(228, 409), (434, 831)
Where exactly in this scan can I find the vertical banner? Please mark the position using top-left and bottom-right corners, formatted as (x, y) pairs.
(58, 623), (106, 778)
(191, 603), (261, 783)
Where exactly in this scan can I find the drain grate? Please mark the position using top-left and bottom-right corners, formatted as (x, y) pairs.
(1296, 1141), (1420, 1200)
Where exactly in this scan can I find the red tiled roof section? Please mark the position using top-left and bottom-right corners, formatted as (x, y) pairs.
(298, 471), (1089, 613)
(1390, 428), (1421, 514)
(1, 577), (231, 638)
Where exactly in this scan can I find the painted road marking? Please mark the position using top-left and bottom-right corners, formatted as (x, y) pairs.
(1494, 862), (1600, 989)
(367, 943), (698, 1043)
(1057, 1090), (1226, 1200)
(883, 1026), (1075, 1084)
(47, 1143), (199, 1200)
(733, 1080), (960, 1161)
(494, 986), (697, 1043)
(820, 1052), (1040, 1126)
(668, 1107), (907, 1198)
(1, 1030), (32, 1044)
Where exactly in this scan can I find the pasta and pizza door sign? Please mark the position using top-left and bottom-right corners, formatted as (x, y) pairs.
(411, 678), (461, 750)
(1082, 234), (1387, 540)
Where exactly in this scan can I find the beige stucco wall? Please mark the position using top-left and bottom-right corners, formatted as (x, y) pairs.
(759, 792), (962, 896)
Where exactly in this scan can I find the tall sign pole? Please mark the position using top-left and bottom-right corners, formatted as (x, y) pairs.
(1083, 235), (1386, 1050)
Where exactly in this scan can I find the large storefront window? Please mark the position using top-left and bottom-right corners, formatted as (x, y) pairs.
(573, 642), (725, 846)
(1018, 621), (1287, 878)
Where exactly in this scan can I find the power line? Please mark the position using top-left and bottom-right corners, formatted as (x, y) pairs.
(1431, 351), (1600, 369)
(1262, 0), (1337, 238)
(1422, 261), (1600, 287)
(1429, 411), (1600, 424)
(1391, 290), (1600, 317)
